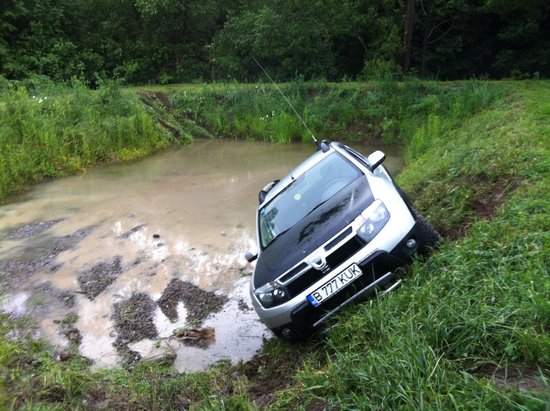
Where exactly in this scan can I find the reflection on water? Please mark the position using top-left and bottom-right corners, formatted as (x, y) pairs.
(0, 139), (403, 370)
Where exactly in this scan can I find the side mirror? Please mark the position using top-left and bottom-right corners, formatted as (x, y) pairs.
(258, 179), (280, 204)
(367, 150), (386, 172)
(244, 250), (258, 263)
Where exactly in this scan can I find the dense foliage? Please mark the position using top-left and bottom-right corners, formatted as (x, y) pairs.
(1, 0), (548, 84)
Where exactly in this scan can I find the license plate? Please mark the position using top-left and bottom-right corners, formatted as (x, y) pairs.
(307, 263), (362, 307)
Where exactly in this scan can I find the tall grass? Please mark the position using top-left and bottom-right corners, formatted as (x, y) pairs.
(0, 79), (173, 200)
(167, 80), (505, 150)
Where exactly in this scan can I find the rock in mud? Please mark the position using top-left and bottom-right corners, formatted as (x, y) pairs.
(77, 256), (123, 300)
(113, 293), (157, 344)
(172, 327), (215, 349)
(157, 278), (228, 324)
(58, 351), (72, 362)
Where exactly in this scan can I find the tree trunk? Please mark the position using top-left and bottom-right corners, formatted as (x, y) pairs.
(421, 0), (433, 76)
(404, 0), (415, 72)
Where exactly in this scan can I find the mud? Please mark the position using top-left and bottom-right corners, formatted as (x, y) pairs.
(0, 218), (64, 240)
(471, 177), (521, 220)
(475, 364), (547, 392)
(77, 256), (124, 300)
(157, 278), (228, 324)
(237, 340), (318, 408)
(120, 224), (147, 239)
(0, 224), (97, 285)
(113, 293), (158, 344)
(138, 91), (173, 111)
(33, 282), (75, 309)
(437, 175), (521, 239)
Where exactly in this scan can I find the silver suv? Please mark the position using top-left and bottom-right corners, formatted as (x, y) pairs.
(245, 141), (440, 341)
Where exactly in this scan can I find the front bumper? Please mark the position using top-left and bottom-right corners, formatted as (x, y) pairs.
(271, 221), (423, 337)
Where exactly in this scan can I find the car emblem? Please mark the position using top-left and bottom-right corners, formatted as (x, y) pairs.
(308, 255), (330, 273)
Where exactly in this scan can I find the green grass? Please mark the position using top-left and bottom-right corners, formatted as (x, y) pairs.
(0, 80), (548, 409)
(266, 81), (550, 410)
(0, 78), (505, 200)
(162, 80), (505, 147)
(0, 79), (174, 200)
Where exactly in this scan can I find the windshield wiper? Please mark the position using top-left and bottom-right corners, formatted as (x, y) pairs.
(304, 198), (329, 218)
(265, 226), (293, 248)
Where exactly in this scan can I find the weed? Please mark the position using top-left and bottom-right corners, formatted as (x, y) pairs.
(0, 81), (173, 200)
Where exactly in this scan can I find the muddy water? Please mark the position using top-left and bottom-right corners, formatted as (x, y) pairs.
(0, 140), (402, 371)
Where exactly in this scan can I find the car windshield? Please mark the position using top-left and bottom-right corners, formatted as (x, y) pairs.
(259, 152), (362, 248)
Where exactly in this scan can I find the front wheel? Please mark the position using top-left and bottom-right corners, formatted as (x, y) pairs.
(272, 325), (314, 343)
(412, 208), (441, 254)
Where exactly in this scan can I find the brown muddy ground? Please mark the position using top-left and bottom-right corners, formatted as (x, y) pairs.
(0, 140), (403, 372)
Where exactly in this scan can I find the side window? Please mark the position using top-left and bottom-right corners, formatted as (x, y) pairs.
(343, 146), (369, 168)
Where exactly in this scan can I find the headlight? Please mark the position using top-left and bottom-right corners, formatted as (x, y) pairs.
(357, 201), (390, 243)
(254, 281), (289, 308)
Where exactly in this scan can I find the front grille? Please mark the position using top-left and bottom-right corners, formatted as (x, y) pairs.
(279, 262), (308, 283)
(285, 235), (365, 298)
(326, 236), (364, 268)
(324, 227), (353, 251)
(286, 267), (322, 296)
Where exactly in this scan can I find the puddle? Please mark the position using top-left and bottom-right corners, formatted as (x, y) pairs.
(1, 292), (29, 318)
(0, 140), (403, 370)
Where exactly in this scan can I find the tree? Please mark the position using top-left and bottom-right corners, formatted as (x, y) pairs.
(210, 0), (336, 81)
(404, 0), (415, 72)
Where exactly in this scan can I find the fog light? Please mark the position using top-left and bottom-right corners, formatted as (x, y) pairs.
(406, 239), (417, 249)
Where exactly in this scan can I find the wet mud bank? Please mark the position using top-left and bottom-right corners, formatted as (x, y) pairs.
(0, 140), (403, 372)
(157, 278), (228, 323)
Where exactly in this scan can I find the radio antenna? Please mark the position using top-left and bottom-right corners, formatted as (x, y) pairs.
(252, 56), (320, 149)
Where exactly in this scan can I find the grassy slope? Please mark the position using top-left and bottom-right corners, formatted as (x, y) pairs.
(0, 81), (548, 410)
(137, 80), (507, 148)
(268, 81), (550, 410)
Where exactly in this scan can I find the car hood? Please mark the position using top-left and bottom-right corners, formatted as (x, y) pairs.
(253, 176), (374, 288)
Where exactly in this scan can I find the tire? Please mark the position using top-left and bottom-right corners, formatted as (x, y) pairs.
(272, 326), (314, 343)
(412, 207), (441, 254)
